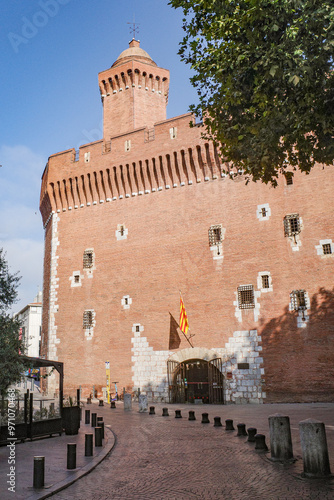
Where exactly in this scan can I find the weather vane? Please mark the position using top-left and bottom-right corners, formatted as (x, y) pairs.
(127, 15), (140, 39)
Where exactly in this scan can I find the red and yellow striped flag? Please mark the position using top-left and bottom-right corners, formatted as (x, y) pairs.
(179, 293), (189, 335)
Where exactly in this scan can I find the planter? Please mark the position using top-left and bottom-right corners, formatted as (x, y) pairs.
(62, 406), (81, 435)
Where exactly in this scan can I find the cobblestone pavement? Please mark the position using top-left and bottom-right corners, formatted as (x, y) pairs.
(52, 402), (334, 500)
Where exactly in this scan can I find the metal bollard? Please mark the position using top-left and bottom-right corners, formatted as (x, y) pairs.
(67, 443), (76, 469)
(95, 426), (103, 447)
(85, 409), (90, 424)
(110, 401), (116, 408)
(225, 419), (235, 431)
(201, 413), (210, 424)
(237, 423), (247, 436)
(188, 411), (196, 421)
(99, 400), (104, 407)
(269, 414), (294, 462)
(149, 406), (155, 415)
(247, 427), (257, 442)
(85, 433), (93, 456)
(299, 419), (331, 477)
(98, 421), (105, 439)
(214, 416), (222, 427)
(255, 434), (268, 451)
(175, 410), (182, 418)
(162, 407), (169, 417)
(33, 456), (45, 489)
(91, 412), (97, 427)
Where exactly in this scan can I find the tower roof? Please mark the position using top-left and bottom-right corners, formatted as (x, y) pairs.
(111, 39), (157, 68)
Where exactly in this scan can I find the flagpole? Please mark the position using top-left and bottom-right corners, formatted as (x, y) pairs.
(179, 290), (194, 348)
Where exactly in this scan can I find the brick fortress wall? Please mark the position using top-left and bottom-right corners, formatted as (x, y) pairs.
(40, 41), (334, 404)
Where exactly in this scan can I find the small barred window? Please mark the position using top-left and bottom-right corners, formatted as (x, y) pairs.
(83, 310), (93, 329)
(83, 250), (94, 269)
(285, 173), (293, 185)
(74, 275), (80, 284)
(284, 214), (301, 237)
(261, 275), (270, 289)
(261, 207), (267, 217)
(290, 290), (306, 310)
(170, 127), (177, 139)
(238, 285), (255, 309)
(208, 224), (223, 246)
(323, 243), (332, 255)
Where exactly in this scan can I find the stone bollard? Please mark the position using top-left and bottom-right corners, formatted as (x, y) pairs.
(162, 407), (169, 417)
(175, 410), (182, 418)
(299, 419), (331, 477)
(99, 399), (104, 407)
(237, 423), (248, 436)
(95, 427), (103, 447)
(255, 434), (268, 451)
(269, 414), (294, 462)
(91, 412), (97, 427)
(214, 416), (222, 427)
(139, 394), (148, 413)
(225, 419), (235, 431)
(85, 409), (90, 424)
(85, 434), (93, 456)
(110, 401), (116, 408)
(124, 393), (132, 411)
(33, 456), (45, 489)
(188, 411), (196, 421)
(247, 427), (257, 442)
(67, 443), (76, 470)
(201, 413), (210, 424)
(149, 406), (155, 415)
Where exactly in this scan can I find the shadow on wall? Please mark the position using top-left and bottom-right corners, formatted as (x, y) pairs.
(260, 287), (334, 403)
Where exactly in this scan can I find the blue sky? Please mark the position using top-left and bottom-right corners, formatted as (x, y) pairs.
(0, 0), (197, 313)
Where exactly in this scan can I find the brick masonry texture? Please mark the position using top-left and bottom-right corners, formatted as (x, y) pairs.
(40, 40), (334, 404)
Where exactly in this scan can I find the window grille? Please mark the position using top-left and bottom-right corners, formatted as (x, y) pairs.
(261, 275), (270, 289)
(83, 310), (93, 329)
(83, 250), (93, 269)
(74, 275), (80, 283)
(237, 285), (255, 309)
(290, 290), (306, 310)
(261, 207), (267, 217)
(136, 325), (140, 332)
(323, 243), (332, 255)
(284, 214), (301, 237)
(208, 224), (223, 246)
(119, 225), (125, 236)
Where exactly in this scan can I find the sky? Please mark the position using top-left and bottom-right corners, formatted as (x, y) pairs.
(0, 0), (198, 313)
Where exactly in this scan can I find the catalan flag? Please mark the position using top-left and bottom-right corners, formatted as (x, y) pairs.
(179, 293), (189, 335)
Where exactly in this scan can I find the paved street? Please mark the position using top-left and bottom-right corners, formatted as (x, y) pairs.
(51, 402), (334, 500)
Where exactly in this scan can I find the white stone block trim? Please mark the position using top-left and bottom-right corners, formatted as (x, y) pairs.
(69, 271), (83, 287)
(257, 203), (271, 221)
(257, 271), (273, 293)
(130, 327), (265, 404)
(315, 239), (334, 257)
(48, 215), (60, 368)
(116, 224), (128, 241)
(121, 295), (132, 309)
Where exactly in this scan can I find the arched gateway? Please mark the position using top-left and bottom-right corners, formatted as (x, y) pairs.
(167, 348), (224, 404)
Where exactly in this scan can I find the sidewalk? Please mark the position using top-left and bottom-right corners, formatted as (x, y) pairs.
(0, 408), (115, 500)
(1, 401), (334, 500)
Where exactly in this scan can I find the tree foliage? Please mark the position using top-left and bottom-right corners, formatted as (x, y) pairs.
(0, 249), (27, 394)
(170, 0), (334, 184)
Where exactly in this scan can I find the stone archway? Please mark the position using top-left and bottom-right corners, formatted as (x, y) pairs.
(167, 348), (224, 404)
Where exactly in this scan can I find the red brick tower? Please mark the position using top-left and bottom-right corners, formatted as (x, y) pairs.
(99, 39), (169, 138)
